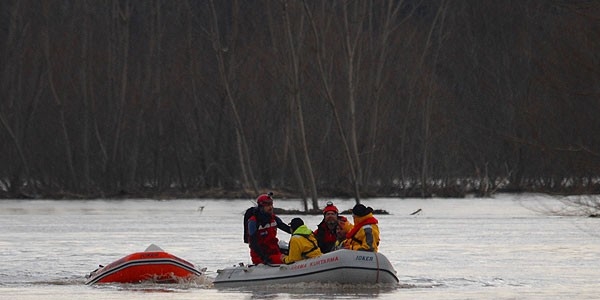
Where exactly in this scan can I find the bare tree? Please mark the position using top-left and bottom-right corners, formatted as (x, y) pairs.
(1, 0), (599, 199)
(303, 1), (362, 204)
(362, 0), (415, 189)
(208, 0), (258, 194)
(419, 0), (447, 197)
(106, 0), (131, 192)
(281, 1), (319, 210)
(78, 0), (92, 192)
(341, 0), (367, 193)
(0, 0), (34, 195)
(42, 1), (77, 190)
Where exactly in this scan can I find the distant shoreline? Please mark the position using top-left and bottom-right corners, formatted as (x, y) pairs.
(2, 187), (598, 200)
(3, 189), (598, 216)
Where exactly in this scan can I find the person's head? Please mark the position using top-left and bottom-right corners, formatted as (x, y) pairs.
(256, 192), (274, 214)
(335, 222), (347, 240)
(322, 201), (339, 225)
(338, 215), (349, 228)
(289, 217), (304, 232)
(351, 204), (373, 217)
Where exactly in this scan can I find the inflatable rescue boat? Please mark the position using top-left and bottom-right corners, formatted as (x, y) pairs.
(213, 249), (398, 287)
(85, 244), (203, 285)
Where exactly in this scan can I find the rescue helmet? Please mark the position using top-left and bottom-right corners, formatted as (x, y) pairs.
(256, 192), (274, 206)
(323, 201), (339, 215)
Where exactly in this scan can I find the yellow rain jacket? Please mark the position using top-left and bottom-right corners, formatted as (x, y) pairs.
(347, 213), (380, 252)
(283, 225), (322, 264)
(338, 215), (354, 233)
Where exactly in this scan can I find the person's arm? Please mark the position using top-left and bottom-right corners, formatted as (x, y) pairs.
(282, 236), (302, 264)
(275, 216), (292, 234)
(363, 225), (375, 251)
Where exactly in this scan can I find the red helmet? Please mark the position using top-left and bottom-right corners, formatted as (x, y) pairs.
(256, 192), (273, 206)
(323, 201), (338, 215)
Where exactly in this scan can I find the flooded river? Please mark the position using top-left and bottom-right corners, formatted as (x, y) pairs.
(1, 194), (598, 299)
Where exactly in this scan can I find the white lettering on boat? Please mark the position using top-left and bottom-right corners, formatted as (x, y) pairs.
(309, 256), (339, 267)
(355, 255), (374, 262)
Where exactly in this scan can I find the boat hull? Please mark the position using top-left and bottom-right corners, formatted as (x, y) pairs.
(214, 249), (398, 287)
(86, 246), (202, 285)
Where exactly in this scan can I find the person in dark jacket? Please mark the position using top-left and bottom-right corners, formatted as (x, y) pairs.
(314, 201), (353, 253)
(247, 193), (291, 264)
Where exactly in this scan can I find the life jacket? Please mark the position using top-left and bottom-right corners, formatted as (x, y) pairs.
(315, 221), (338, 253)
(248, 212), (281, 263)
(346, 214), (380, 252)
(244, 206), (278, 244)
(314, 215), (353, 253)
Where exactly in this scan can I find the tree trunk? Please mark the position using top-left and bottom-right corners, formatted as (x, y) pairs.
(282, 2), (319, 210)
(0, 1), (32, 194)
(209, 0), (258, 194)
(80, 0), (92, 193)
(420, 1), (447, 198)
(304, 1), (361, 204)
(342, 1), (366, 192)
(42, 2), (77, 190)
(109, 0), (131, 191)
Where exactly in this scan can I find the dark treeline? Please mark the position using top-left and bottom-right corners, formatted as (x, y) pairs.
(1, 0), (599, 205)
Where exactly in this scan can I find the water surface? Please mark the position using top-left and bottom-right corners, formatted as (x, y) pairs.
(1, 194), (598, 299)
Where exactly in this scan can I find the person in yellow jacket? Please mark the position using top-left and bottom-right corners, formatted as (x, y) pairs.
(346, 204), (380, 252)
(282, 218), (322, 264)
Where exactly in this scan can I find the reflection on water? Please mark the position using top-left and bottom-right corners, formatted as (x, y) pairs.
(218, 282), (399, 296)
(89, 277), (213, 293)
(1, 194), (599, 300)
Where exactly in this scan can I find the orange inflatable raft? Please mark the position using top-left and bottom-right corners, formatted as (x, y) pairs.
(85, 244), (202, 285)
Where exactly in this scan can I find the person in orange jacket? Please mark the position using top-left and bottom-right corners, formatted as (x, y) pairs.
(346, 204), (380, 252)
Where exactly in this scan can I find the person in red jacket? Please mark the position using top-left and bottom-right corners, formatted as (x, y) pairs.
(247, 193), (291, 264)
(314, 201), (353, 253)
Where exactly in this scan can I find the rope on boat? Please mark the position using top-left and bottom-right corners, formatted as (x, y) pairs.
(375, 252), (380, 283)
